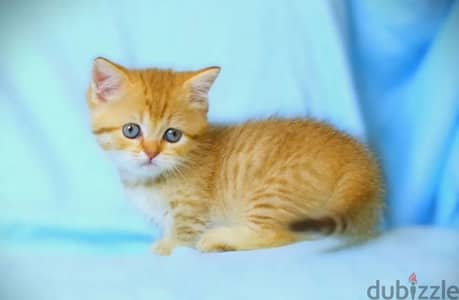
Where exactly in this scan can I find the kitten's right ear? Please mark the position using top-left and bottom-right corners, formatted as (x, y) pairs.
(91, 57), (128, 103)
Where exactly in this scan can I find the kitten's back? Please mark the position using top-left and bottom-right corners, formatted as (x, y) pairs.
(208, 119), (383, 239)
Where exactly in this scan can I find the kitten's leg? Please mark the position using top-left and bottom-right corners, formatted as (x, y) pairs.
(152, 201), (207, 255)
(195, 225), (297, 252)
(151, 238), (175, 256)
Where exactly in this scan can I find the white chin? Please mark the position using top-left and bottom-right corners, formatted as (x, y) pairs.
(119, 164), (164, 182)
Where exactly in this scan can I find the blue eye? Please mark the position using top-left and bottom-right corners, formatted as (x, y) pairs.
(122, 123), (141, 139)
(163, 128), (182, 143)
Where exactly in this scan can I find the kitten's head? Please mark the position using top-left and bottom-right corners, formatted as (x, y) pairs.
(87, 58), (220, 182)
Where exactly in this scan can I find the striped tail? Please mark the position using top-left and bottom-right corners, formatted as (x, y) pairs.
(288, 216), (347, 235)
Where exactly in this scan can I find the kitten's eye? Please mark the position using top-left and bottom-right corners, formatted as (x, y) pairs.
(122, 123), (141, 139)
(163, 128), (182, 143)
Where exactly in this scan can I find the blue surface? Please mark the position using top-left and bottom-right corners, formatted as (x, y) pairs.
(1, 228), (458, 300)
(0, 1), (458, 299)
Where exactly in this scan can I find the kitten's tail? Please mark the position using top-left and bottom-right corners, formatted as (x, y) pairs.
(288, 168), (383, 237)
(288, 216), (347, 235)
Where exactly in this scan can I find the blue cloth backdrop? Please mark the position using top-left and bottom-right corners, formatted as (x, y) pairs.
(0, 1), (458, 299)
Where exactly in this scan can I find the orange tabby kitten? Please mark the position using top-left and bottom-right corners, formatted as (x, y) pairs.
(87, 57), (383, 255)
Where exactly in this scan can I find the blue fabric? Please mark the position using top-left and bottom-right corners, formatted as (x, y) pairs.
(0, 1), (458, 299)
(349, 0), (459, 227)
(2, 228), (459, 300)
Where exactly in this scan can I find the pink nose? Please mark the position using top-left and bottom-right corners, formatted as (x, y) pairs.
(145, 150), (158, 161)
(141, 140), (159, 161)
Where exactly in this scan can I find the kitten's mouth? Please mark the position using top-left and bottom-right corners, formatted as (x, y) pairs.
(140, 159), (157, 167)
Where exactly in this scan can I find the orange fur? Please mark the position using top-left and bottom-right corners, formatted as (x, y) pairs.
(87, 58), (384, 255)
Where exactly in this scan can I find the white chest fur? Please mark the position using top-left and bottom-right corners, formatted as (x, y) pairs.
(123, 185), (169, 229)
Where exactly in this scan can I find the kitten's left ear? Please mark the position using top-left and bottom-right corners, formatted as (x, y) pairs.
(183, 66), (220, 111)
(91, 57), (128, 103)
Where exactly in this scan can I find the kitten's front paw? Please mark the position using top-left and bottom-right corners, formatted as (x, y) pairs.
(151, 240), (174, 256)
(196, 232), (235, 253)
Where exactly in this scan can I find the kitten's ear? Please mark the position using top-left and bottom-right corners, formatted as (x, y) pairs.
(183, 66), (220, 111)
(91, 57), (128, 103)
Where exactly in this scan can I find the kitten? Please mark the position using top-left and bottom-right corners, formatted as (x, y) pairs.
(87, 57), (384, 255)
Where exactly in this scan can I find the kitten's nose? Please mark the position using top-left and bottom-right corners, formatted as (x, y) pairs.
(141, 140), (159, 161)
(144, 149), (158, 161)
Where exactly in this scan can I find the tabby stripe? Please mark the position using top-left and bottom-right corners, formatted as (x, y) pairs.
(175, 225), (201, 242)
(247, 215), (278, 225)
(92, 126), (119, 134)
(247, 214), (280, 229)
(249, 192), (280, 202)
(174, 215), (206, 226)
(252, 203), (276, 210)
(186, 132), (200, 140)
(159, 98), (169, 119)
(250, 203), (299, 218)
